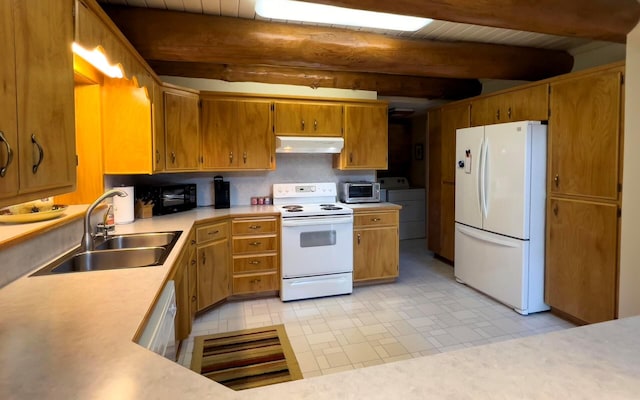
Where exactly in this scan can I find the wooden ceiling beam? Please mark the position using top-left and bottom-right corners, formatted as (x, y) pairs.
(307, 0), (640, 43)
(104, 6), (573, 81)
(149, 61), (482, 99)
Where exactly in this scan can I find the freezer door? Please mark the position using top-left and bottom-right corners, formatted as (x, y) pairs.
(482, 121), (533, 239)
(455, 126), (484, 229)
(454, 223), (528, 313)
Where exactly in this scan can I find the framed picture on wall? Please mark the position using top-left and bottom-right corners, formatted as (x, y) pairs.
(414, 144), (424, 160)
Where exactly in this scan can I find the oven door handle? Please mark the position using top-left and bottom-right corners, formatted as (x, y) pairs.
(282, 216), (353, 227)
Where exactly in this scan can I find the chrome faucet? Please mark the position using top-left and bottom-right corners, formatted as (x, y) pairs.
(82, 189), (128, 251)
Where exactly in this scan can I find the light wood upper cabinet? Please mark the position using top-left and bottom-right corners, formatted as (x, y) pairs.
(549, 69), (622, 201)
(164, 87), (200, 171)
(440, 103), (470, 183)
(471, 84), (549, 126)
(545, 198), (618, 323)
(334, 103), (388, 170)
(353, 210), (399, 282)
(152, 80), (166, 172)
(274, 101), (343, 137)
(201, 97), (274, 170)
(1, 0), (76, 207)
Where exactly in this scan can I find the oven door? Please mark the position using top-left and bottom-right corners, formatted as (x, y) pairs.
(281, 215), (353, 278)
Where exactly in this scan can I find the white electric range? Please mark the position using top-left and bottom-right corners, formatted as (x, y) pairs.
(273, 182), (354, 301)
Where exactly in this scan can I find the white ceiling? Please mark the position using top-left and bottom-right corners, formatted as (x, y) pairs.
(100, 0), (600, 51)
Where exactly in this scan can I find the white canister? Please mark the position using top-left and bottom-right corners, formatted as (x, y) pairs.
(113, 186), (135, 224)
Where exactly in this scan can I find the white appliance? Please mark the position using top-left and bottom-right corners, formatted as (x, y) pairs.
(275, 136), (344, 153)
(454, 121), (548, 315)
(378, 177), (426, 240)
(137, 280), (177, 359)
(273, 182), (353, 301)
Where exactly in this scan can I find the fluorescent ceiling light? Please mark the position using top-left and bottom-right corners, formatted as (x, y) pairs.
(255, 0), (432, 32)
(72, 43), (124, 79)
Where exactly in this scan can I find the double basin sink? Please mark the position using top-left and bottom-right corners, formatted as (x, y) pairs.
(32, 231), (182, 276)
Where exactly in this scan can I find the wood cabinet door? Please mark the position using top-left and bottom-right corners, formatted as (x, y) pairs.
(201, 98), (237, 169)
(197, 238), (230, 311)
(427, 109), (442, 253)
(152, 81), (166, 172)
(14, 0), (75, 195)
(342, 104), (388, 169)
(174, 254), (191, 342)
(440, 103), (470, 183)
(506, 84), (549, 122)
(440, 182), (455, 262)
(237, 100), (274, 169)
(354, 226), (398, 282)
(470, 97), (494, 126)
(545, 198), (618, 323)
(165, 90), (200, 170)
(187, 233), (198, 322)
(0, 0), (18, 200)
(549, 70), (622, 200)
(274, 101), (342, 136)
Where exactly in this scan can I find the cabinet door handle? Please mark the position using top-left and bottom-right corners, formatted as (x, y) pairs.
(191, 259), (196, 266)
(243, 151), (247, 164)
(191, 295), (196, 302)
(301, 119), (305, 131)
(229, 151), (233, 164)
(31, 134), (44, 174)
(553, 203), (559, 216)
(507, 107), (512, 119)
(208, 230), (219, 235)
(0, 131), (14, 178)
(248, 260), (261, 265)
(371, 217), (381, 222)
(171, 152), (176, 164)
(191, 239), (196, 245)
(496, 109), (500, 121)
(201, 253), (206, 264)
(251, 278), (262, 284)
(349, 153), (353, 163)
(357, 232), (361, 245)
(155, 149), (160, 164)
(249, 241), (261, 246)
(554, 174), (560, 187)
(314, 119), (318, 131)
(249, 225), (261, 230)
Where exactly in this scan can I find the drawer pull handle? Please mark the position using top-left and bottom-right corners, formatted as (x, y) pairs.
(251, 278), (262, 284)
(371, 218), (381, 222)
(248, 260), (261, 265)
(249, 225), (261, 229)
(249, 241), (261, 246)
(208, 230), (220, 235)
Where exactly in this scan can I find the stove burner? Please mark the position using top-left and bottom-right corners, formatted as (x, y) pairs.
(321, 206), (342, 210)
(281, 205), (303, 209)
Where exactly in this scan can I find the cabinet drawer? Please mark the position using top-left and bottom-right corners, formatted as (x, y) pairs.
(233, 235), (277, 254)
(232, 218), (277, 235)
(354, 211), (398, 227)
(196, 221), (228, 244)
(233, 273), (279, 294)
(233, 254), (277, 274)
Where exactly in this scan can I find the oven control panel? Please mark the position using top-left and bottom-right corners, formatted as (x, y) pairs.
(273, 182), (337, 198)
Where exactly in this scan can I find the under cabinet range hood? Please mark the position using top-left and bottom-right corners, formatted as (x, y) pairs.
(275, 136), (344, 154)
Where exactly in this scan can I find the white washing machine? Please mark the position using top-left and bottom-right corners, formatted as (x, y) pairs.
(378, 177), (426, 240)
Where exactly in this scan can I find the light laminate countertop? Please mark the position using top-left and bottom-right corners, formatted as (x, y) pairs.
(0, 205), (639, 399)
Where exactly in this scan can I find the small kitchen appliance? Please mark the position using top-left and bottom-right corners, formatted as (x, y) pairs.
(339, 181), (380, 203)
(135, 184), (197, 216)
(273, 182), (354, 301)
(213, 176), (230, 209)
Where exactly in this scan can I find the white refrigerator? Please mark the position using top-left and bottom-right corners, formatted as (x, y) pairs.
(454, 121), (548, 315)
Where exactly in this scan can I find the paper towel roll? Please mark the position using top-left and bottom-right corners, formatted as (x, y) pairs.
(113, 186), (135, 224)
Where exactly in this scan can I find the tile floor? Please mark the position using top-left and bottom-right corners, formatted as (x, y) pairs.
(178, 239), (575, 377)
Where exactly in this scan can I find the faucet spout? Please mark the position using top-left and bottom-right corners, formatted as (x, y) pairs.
(82, 189), (128, 251)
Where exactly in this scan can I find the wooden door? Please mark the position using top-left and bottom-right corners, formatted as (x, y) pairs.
(440, 103), (470, 183)
(545, 198), (618, 323)
(507, 84), (549, 122)
(164, 89), (200, 170)
(174, 254), (191, 341)
(427, 109), (442, 253)
(197, 238), (230, 311)
(152, 81), (166, 172)
(201, 98), (238, 169)
(549, 70), (622, 200)
(354, 226), (398, 281)
(14, 0), (75, 195)
(343, 104), (388, 169)
(440, 182), (455, 262)
(0, 0), (18, 200)
(236, 100), (274, 169)
(274, 101), (342, 136)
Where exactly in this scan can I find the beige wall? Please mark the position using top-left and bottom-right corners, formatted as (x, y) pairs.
(618, 21), (640, 317)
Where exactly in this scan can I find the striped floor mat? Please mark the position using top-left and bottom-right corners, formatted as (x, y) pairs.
(190, 324), (303, 390)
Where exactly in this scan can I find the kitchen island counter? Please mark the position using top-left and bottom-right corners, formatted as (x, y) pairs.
(1, 206), (639, 399)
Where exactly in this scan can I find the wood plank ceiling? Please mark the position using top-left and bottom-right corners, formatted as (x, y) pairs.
(99, 0), (639, 100)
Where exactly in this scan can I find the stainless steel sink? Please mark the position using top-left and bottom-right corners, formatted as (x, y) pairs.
(95, 232), (178, 250)
(31, 230), (182, 276)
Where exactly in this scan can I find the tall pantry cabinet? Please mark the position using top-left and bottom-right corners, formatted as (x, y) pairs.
(545, 65), (624, 324)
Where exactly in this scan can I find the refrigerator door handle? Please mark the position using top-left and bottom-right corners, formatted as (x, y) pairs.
(482, 138), (490, 219)
(478, 137), (485, 218)
(457, 224), (520, 248)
